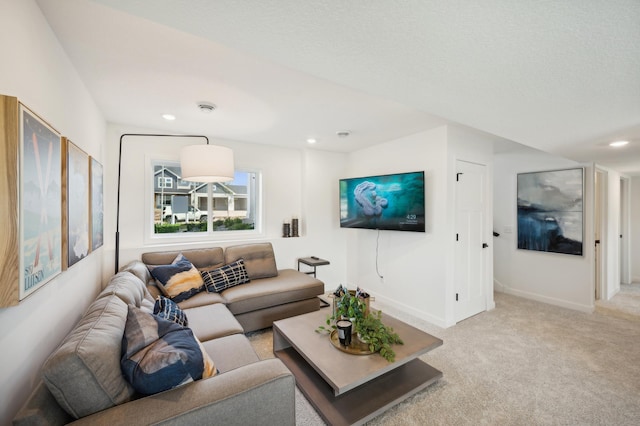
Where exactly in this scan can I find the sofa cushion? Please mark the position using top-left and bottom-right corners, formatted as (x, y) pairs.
(183, 303), (244, 342)
(201, 334), (260, 373)
(97, 271), (149, 307)
(120, 260), (153, 285)
(201, 259), (250, 293)
(149, 254), (205, 302)
(121, 305), (217, 395)
(42, 294), (135, 419)
(140, 297), (155, 313)
(177, 290), (227, 309)
(224, 243), (278, 279)
(143, 247), (225, 270)
(154, 295), (189, 327)
(222, 269), (324, 315)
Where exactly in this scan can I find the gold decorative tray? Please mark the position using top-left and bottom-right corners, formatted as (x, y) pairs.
(329, 330), (374, 355)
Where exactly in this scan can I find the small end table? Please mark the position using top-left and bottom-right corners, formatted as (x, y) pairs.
(297, 257), (329, 278)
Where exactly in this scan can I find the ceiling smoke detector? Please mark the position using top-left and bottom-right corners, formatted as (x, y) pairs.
(336, 130), (351, 138)
(197, 102), (216, 113)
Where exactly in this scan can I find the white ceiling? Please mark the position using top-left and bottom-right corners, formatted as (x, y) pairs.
(37, 0), (640, 174)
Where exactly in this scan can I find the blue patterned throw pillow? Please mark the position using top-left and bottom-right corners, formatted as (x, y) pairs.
(149, 254), (204, 302)
(201, 259), (250, 293)
(153, 295), (188, 327)
(121, 305), (216, 395)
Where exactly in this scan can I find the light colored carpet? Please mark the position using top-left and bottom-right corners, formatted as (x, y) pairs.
(596, 283), (640, 320)
(247, 291), (640, 425)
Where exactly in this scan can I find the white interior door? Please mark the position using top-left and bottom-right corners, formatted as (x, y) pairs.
(454, 160), (487, 322)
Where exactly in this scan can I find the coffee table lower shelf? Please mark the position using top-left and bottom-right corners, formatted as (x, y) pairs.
(275, 346), (442, 426)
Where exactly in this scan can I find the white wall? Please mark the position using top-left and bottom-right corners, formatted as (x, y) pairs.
(299, 149), (348, 287)
(345, 127), (449, 326)
(493, 148), (595, 311)
(344, 125), (497, 327)
(0, 1), (106, 423)
(102, 123), (348, 288)
(632, 176), (640, 282)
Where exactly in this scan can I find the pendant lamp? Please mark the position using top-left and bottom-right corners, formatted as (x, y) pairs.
(180, 144), (234, 183)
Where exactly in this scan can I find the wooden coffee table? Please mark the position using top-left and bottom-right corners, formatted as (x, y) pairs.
(273, 309), (443, 425)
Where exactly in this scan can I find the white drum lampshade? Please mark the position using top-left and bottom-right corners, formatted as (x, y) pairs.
(180, 144), (234, 182)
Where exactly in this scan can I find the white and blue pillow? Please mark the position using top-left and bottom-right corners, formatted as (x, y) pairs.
(201, 259), (250, 293)
(149, 254), (204, 302)
(121, 305), (216, 395)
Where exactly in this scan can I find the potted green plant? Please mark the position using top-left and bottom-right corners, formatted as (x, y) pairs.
(316, 286), (403, 362)
(354, 310), (403, 362)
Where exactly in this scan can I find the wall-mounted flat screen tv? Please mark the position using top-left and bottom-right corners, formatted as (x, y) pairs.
(339, 171), (425, 232)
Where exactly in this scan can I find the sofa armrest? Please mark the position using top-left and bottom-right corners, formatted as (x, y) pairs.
(70, 359), (295, 426)
(13, 382), (73, 426)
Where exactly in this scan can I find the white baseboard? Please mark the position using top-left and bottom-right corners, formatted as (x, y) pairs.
(496, 286), (594, 313)
(607, 286), (620, 301)
(493, 278), (506, 292)
(369, 291), (448, 329)
(487, 298), (496, 311)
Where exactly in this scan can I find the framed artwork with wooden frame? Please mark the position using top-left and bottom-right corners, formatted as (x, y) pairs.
(19, 104), (63, 298)
(0, 96), (65, 305)
(0, 96), (65, 306)
(65, 139), (90, 268)
(90, 157), (104, 251)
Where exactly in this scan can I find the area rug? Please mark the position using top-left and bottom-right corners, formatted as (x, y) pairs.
(247, 291), (640, 425)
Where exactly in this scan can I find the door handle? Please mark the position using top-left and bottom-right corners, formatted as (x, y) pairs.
(482, 243), (489, 248)
(595, 239), (600, 245)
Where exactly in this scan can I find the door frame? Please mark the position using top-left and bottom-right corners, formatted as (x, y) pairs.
(619, 176), (631, 285)
(594, 168), (608, 301)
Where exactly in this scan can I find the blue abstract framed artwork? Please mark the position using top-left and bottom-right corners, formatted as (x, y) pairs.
(517, 168), (583, 256)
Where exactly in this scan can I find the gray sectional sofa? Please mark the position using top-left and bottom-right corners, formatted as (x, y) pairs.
(14, 243), (325, 425)
(141, 243), (324, 333)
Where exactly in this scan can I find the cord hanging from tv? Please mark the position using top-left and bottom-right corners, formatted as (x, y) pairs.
(339, 171), (425, 232)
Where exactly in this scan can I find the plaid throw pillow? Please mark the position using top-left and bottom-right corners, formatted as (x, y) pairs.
(201, 259), (250, 293)
(153, 296), (188, 327)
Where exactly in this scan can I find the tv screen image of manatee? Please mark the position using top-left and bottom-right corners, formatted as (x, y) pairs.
(340, 171), (425, 232)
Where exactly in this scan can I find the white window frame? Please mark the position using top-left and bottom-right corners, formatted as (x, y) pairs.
(157, 176), (173, 188)
(144, 157), (263, 246)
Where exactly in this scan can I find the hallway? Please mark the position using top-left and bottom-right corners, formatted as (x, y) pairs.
(596, 283), (640, 320)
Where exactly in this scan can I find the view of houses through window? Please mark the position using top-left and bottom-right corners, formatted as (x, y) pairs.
(153, 162), (257, 235)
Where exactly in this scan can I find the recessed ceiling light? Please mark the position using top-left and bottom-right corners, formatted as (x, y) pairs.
(609, 140), (629, 147)
(162, 113), (176, 121)
(306, 138), (317, 144)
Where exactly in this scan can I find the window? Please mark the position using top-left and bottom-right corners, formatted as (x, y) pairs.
(177, 178), (194, 190)
(152, 161), (259, 236)
(157, 176), (173, 188)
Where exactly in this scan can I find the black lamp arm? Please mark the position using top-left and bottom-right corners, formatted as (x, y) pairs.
(115, 133), (209, 273)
